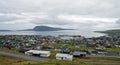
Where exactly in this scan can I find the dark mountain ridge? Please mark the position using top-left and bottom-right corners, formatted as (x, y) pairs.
(22, 26), (74, 31)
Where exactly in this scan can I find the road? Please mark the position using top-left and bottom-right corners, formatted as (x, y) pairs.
(86, 55), (120, 64)
(85, 62), (120, 65)
(0, 51), (48, 62)
(87, 55), (120, 58)
(0, 51), (120, 64)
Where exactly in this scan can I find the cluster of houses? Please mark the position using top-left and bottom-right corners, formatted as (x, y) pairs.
(25, 50), (87, 61)
(1, 35), (120, 49)
(0, 35), (120, 60)
(0, 35), (58, 50)
(86, 36), (120, 48)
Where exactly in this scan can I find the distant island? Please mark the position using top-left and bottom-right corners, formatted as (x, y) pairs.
(0, 30), (11, 31)
(96, 29), (120, 36)
(22, 26), (75, 31)
(0, 26), (75, 31)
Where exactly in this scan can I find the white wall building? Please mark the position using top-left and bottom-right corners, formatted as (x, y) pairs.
(56, 53), (73, 61)
(25, 50), (51, 57)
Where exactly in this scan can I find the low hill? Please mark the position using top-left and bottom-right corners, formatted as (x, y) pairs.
(96, 29), (120, 36)
(0, 30), (11, 31)
(23, 26), (74, 31)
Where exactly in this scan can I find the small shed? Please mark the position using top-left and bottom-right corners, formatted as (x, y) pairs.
(73, 51), (86, 58)
(25, 50), (51, 57)
(56, 53), (73, 61)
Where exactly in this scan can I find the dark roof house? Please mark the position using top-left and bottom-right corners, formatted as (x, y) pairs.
(73, 51), (86, 58)
(61, 49), (71, 54)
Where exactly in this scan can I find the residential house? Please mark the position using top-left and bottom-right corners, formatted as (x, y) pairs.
(56, 53), (73, 61)
(25, 50), (51, 57)
(73, 51), (86, 58)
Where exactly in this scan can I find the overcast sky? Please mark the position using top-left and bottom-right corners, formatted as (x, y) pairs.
(0, 0), (120, 30)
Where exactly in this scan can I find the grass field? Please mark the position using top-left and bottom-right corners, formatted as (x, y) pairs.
(0, 48), (21, 54)
(106, 48), (120, 52)
(0, 55), (37, 65)
(0, 48), (120, 65)
(0, 55), (120, 65)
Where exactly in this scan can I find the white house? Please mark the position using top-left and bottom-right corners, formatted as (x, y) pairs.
(56, 53), (73, 61)
(25, 50), (51, 57)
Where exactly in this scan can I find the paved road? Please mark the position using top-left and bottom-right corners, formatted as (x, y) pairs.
(85, 62), (120, 65)
(86, 55), (120, 64)
(0, 51), (48, 62)
(0, 51), (120, 64)
(87, 55), (120, 58)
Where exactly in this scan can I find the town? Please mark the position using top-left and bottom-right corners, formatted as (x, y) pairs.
(0, 35), (120, 61)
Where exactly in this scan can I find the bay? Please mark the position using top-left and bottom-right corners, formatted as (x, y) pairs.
(0, 30), (106, 38)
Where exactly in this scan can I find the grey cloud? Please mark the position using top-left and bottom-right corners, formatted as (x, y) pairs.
(30, 15), (100, 29)
(115, 19), (120, 28)
(116, 19), (120, 24)
(0, 15), (18, 22)
(0, 0), (120, 17)
(0, 13), (26, 22)
(30, 16), (75, 26)
(0, 0), (120, 30)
